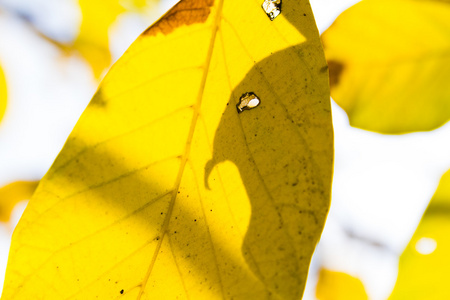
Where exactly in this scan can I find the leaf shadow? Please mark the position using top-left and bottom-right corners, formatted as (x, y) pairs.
(204, 3), (333, 299)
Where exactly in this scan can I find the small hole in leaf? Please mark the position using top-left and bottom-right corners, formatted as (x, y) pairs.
(237, 92), (261, 113)
(262, 0), (281, 21)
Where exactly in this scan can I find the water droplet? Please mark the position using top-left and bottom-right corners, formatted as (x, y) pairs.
(415, 237), (437, 255)
(237, 92), (261, 113)
(262, 0), (281, 21)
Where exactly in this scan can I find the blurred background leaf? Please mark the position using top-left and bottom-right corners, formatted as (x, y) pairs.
(74, 0), (159, 78)
(389, 169), (450, 300)
(0, 181), (38, 224)
(322, 0), (450, 134)
(74, 0), (158, 78)
(316, 268), (368, 300)
(74, 0), (126, 78)
(0, 64), (6, 123)
(0, 0), (159, 79)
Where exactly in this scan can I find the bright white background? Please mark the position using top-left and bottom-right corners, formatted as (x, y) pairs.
(1, 0), (450, 298)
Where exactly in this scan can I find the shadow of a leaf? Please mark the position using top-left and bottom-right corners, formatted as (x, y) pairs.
(205, 3), (333, 298)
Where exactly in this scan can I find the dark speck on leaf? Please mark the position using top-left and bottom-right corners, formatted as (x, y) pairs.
(327, 60), (345, 88)
(120, 289), (124, 294)
(320, 65), (328, 73)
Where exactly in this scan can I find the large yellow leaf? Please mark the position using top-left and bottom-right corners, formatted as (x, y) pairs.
(316, 269), (368, 300)
(3, 0), (333, 299)
(0, 64), (6, 123)
(389, 169), (450, 299)
(0, 181), (38, 224)
(321, 0), (450, 134)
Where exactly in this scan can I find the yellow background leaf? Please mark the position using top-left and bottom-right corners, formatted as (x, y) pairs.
(75, 0), (126, 78)
(0, 181), (39, 224)
(0, 64), (6, 123)
(389, 169), (450, 300)
(2, 0), (333, 299)
(322, 0), (450, 134)
(316, 269), (368, 300)
(74, 0), (155, 78)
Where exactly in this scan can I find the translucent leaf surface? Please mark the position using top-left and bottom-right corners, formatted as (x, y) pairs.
(321, 0), (450, 134)
(3, 0), (333, 298)
(0, 181), (38, 223)
(0, 65), (6, 123)
(316, 269), (368, 300)
(389, 169), (450, 300)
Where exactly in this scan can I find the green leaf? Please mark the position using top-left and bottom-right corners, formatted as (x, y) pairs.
(2, 0), (333, 298)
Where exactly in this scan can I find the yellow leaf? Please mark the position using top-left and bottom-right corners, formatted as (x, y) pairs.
(75, 0), (126, 78)
(321, 0), (450, 134)
(0, 181), (38, 223)
(316, 269), (368, 300)
(0, 64), (6, 123)
(389, 169), (450, 300)
(129, 0), (149, 8)
(75, 0), (153, 78)
(2, 0), (333, 299)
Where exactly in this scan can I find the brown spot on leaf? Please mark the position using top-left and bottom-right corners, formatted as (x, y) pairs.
(144, 0), (214, 36)
(327, 60), (344, 88)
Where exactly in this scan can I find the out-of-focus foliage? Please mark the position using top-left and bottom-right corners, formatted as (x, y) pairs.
(0, 64), (6, 123)
(74, 0), (125, 78)
(316, 269), (368, 300)
(321, 0), (450, 134)
(389, 169), (450, 300)
(1, 0), (333, 298)
(75, 0), (156, 78)
(0, 181), (38, 223)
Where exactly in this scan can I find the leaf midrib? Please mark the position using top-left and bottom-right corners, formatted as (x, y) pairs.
(136, 0), (226, 298)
